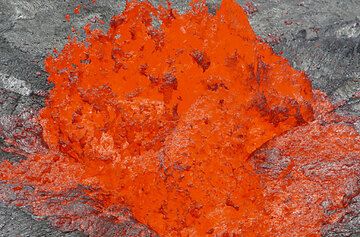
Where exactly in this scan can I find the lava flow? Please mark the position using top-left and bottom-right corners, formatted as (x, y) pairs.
(0, 0), (359, 236)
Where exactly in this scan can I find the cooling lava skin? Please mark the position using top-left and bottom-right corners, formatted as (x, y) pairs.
(0, 0), (359, 236)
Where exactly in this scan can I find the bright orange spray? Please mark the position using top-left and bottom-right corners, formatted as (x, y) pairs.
(0, 0), (358, 236)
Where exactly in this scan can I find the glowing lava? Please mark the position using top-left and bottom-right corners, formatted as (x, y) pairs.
(0, 0), (359, 236)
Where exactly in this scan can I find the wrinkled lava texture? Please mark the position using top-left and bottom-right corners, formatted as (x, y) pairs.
(0, 0), (359, 236)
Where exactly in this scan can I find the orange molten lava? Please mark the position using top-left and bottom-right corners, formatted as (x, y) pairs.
(0, 0), (359, 236)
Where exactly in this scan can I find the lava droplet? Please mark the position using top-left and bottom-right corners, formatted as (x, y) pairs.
(0, 0), (358, 236)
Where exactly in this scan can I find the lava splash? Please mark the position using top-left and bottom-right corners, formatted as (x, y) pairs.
(0, 0), (359, 236)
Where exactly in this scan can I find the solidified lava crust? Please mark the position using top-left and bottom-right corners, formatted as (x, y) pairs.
(0, 0), (359, 236)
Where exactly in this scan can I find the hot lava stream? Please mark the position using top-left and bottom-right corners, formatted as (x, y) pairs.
(0, 0), (359, 236)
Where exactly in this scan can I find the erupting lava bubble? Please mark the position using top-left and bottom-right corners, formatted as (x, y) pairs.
(0, 0), (359, 236)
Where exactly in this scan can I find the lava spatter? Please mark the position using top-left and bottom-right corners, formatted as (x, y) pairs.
(0, 0), (358, 236)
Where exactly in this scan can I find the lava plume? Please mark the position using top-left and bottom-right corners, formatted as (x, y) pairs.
(0, 0), (359, 236)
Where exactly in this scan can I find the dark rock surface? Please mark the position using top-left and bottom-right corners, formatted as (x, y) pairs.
(0, 202), (84, 237)
(0, 0), (359, 236)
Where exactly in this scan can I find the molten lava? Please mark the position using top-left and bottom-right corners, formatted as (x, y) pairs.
(0, 0), (359, 236)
